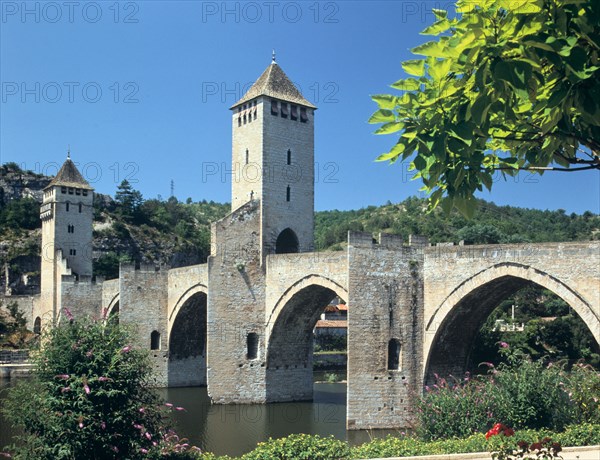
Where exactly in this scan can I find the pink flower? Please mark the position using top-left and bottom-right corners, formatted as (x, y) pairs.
(138, 407), (145, 414)
(165, 403), (173, 408)
(79, 422), (84, 429)
(61, 387), (71, 393)
(102, 307), (108, 319)
(98, 376), (111, 382)
(175, 406), (186, 411)
(133, 424), (143, 430)
(100, 421), (106, 430)
(111, 446), (119, 453)
(63, 308), (74, 321)
(121, 346), (132, 354)
(145, 432), (152, 440)
(499, 341), (509, 348)
(83, 384), (90, 395)
(55, 374), (70, 380)
(0, 452), (12, 457)
(140, 449), (148, 454)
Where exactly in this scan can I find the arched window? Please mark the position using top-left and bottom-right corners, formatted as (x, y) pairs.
(247, 333), (259, 360)
(387, 338), (401, 370)
(275, 228), (299, 254)
(150, 330), (161, 350)
(33, 317), (41, 335)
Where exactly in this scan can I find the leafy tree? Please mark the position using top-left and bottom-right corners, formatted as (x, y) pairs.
(93, 252), (132, 280)
(0, 198), (40, 232)
(1, 316), (198, 459)
(114, 180), (143, 222)
(370, 0), (600, 216)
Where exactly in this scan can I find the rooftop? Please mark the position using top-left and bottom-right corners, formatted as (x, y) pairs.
(45, 156), (93, 190)
(231, 61), (316, 109)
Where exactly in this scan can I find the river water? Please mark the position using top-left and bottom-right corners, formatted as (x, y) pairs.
(0, 374), (391, 457)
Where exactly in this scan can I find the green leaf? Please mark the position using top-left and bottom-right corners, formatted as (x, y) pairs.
(371, 94), (398, 109)
(368, 109), (395, 124)
(470, 94), (491, 125)
(402, 59), (426, 77)
(411, 41), (447, 58)
(391, 78), (421, 91)
(374, 122), (405, 135)
(432, 8), (447, 20)
(421, 19), (451, 36)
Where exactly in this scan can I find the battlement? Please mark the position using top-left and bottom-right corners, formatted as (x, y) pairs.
(348, 231), (405, 250)
(119, 263), (167, 274)
(60, 274), (105, 285)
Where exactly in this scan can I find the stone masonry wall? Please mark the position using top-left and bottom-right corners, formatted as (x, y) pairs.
(347, 232), (424, 430)
(262, 100), (315, 256)
(207, 200), (267, 403)
(119, 264), (169, 386)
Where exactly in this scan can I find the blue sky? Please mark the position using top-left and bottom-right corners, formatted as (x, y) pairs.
(1, 1), (598, 214)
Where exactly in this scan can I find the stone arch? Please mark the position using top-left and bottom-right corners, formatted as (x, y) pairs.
(168, 287), (207, 387)
(168, 283), (208, 334)
(267, 275), (348, 329)
(266, 276), (348, 402)
(106, 294), (120, 317)
(275, 228), (299, 254)
(424, 262), (600, 381)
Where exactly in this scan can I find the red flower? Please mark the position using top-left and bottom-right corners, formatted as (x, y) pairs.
(485, 423), (514, 440)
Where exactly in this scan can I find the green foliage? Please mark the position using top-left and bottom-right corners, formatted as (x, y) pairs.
(0, 197), (40, 233)
(0, 301), (31, 348)
(114, 180), (144, 222)
(93, 252), (132, 280)
(240, 434), (351, 460)
(1, 316), (200, 459)
(314, 333), (347, 352)
(417, 348), (600, 441)
(314, 196), (600, 251)
(471, 285), (599, 368)
(371, 0), (600, 216)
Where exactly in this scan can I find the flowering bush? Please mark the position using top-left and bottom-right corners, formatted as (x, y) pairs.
(1, 314), (201, 459)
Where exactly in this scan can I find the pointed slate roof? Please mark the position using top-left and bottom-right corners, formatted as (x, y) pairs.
(231, 62), (316, 109)
(45, 157), (93, 190)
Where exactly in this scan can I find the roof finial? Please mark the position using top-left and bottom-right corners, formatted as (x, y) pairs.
(272, 49), (276, 64)
(67, 145), (71, 160)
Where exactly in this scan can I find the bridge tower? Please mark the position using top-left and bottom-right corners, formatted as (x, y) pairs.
(39, 154), (94, 324)
(230, 56), (316, 259)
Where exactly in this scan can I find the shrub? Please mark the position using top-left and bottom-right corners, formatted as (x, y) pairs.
(240, 434), (350, 460)
(1, 315), (200, 459)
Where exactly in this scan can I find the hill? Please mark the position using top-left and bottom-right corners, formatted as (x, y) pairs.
(1, 162), (599, 291)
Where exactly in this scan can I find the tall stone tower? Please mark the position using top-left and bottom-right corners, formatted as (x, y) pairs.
(40, 154), (94, 323)
(230, 57), (316, 258)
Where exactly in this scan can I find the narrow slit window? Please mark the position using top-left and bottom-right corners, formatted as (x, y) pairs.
(281, 103), (289, 118)
(387, 339), (401, 370)
(290, 105), (298, 120)
(287, 149), (291, 165)
(300, 107), (308, 123)
(78, 203), (82, 213)
(247, 333), (259, 360)
(66, 202), (70, 212)
(150, 330), (161, 350)
(286, 185), (291, 202)
(245, 149), (249, 165)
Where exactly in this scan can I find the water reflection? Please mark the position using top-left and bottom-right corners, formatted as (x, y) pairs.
(157, 383), (348, 457)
